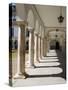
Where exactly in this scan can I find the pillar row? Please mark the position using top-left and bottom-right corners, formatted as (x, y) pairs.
(47, 39), (50, 52)
(14, 25), (26, 79)
(34, 33), (39, 63)
(41, 38), (43, 58)
(28, 29), (35, 68)
(38, 36), (41, 60)
(44, 37), (47, 56)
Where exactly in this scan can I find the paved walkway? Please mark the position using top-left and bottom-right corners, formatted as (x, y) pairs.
(12, 50), (66, 87)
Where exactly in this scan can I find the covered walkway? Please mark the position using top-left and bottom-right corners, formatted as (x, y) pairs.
(9, 3), (66, 86)
(13, 50), (66, 86)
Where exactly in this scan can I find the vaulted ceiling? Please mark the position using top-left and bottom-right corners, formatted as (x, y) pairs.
(35, 5), (66, 27)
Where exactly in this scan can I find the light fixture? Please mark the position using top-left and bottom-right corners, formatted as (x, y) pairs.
(55, 29), (59, 40)
(58, 7), (64, 23)
(56, 29), (59, 32)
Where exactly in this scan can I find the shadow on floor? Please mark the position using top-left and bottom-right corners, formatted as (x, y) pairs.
(56, 49), (66, 80)
(27, 73), (65, 78)
(34, 66), (59, 68)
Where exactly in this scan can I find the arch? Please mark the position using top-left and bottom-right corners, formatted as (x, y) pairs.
(50, 39), (60, 50)
(39, 25), (42, 37)
(56, 41), (60, 49)
(50, 40), (56, 49)
(41, 27), (45, 38)
(35, 20), (39, 34)
(47, 29), (65, 37)
(27, 9), (34, 28)
(46, 29), (65, 42)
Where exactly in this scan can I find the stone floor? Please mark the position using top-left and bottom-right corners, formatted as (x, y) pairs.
(12, 49), (66, 87)
(13, 77), (65, 87)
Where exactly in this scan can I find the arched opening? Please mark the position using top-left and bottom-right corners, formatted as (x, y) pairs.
(56, 41), (60, 50)
(27, 10), (34, 28)
(50, 40), (56, 50)
(50, 40), (60, 50)
(35, 20), (39, 34)
(25, 9), (35, 67)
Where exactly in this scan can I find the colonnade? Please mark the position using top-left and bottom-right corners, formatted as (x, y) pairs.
(13, 21), (65, 79)
(10, 4), (66, 80)
(14, 21), (49, 79)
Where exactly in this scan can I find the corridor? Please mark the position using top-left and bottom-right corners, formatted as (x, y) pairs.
(9, 3), (66, 86)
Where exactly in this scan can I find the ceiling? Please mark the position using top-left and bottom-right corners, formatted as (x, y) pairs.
(35, 5), (66, 27)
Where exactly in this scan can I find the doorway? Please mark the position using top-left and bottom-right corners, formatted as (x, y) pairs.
(56, 41), (60, 50)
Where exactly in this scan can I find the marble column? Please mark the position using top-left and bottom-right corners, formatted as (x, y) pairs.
(28, 29), (35, 68)
(14, 25), (26, 79)
(38, 36), (41, 60)
(44, 37), (47, 56)
(47, 39), (50, 52)
(34, 33), (39, 63)
(43, 38), (45, 57)
(41, 38), (43, 58)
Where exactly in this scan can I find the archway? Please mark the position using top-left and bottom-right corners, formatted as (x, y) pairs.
(27, 9), (34, 28)
(50, 40), (56, 50)
(25, 9), (35, 68)
(56, 41), (60, 50)
(50, 40), (60, 50)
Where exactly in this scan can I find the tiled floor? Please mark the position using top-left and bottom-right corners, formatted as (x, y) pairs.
(13, 77), (65, 87)
(12, 50), (66, 87)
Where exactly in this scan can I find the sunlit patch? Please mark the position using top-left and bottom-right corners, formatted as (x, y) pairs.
(35, 62), (60, 66)
(26, 67), (63, 75)
(13, 77), (65, 87)
(40, 58), (59, 62)
(47, 53), (57, 56)
(49, 50), (57, 53)
(42, 56), (58, 59)
(46, 50), (58, 56)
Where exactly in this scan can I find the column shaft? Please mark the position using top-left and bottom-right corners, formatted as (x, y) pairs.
(41, 38), (43, 58)
(14, 25), (26, 79)
(38, 36), (41, 59)
(28, 30), (34, 67)
(34, 34), (39, 62)
(44, 38), (47, 56)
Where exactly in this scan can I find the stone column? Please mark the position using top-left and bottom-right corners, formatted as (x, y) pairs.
(34, 33), (39, 63)
(43, 38), (45, 57)
(14, 25), (26, 79)
(47, 39), (50, 52)
(43, 38), (44, 57)
(44, 37), (47, 56)
(28, 29), (35, 68)
(38, 36), (41, 60)
(41, 38), (43, 58)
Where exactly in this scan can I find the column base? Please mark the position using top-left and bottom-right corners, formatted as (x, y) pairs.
(26, 64), (36, 68)
(37, 59), (40, 63)
(14, 72), (28, 79)
(34, 59), (40, 63)
(43, 54), (46, 57)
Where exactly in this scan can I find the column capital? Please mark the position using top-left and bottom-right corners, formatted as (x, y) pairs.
(26, 26), (34, 33)
(12, 20), (28, 26)
(34, 33), (38, 36)
(38, 35), (41, 39)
